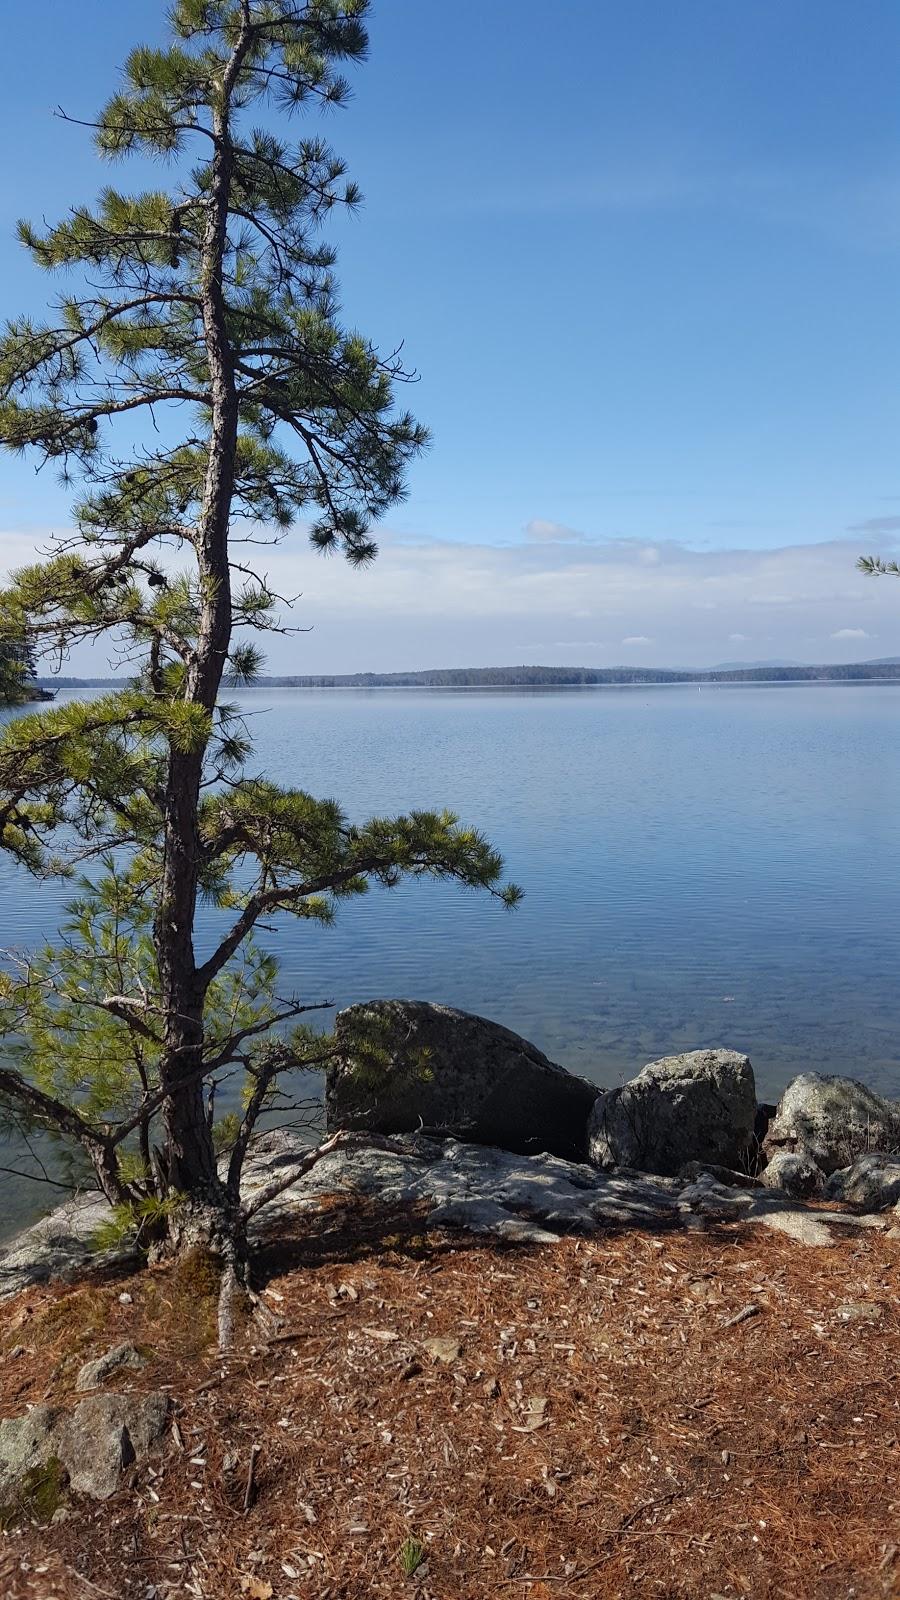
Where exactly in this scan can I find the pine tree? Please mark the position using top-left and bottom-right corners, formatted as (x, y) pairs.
(0, 1), (519, 1288)
(0, 636), (37, 703)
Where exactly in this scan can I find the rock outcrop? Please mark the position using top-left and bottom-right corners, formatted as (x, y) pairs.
(1, 1128), (893, 1314)
(588, 1049), (757, 1177)
(763, 1073), (900, 1175)
(326, 1000), (598, 1162)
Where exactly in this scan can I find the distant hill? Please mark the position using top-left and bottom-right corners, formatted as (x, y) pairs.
(711, 659), (803, 671)
(38, 661), (900, 690)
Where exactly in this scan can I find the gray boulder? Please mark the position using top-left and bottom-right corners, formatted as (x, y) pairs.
(0, 1391), (169, 1515)
(764, 1073), (900, 1175)
(327, 1001), (598, 1162)
(0, 1407), (61, 1511)
(760, 1147), (824, 1199)
(826, 1154), (900, 1211)
(59, 1392), (169, 1499)
(588, 1049), (756, 1177)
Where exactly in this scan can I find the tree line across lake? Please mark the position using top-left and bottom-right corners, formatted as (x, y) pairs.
(37, 661), (900, 691)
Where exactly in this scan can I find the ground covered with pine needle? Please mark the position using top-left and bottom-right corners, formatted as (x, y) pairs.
(1, 1199), (899, 1600)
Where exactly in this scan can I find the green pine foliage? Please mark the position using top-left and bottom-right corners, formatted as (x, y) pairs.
(0, 2), (520, 1250)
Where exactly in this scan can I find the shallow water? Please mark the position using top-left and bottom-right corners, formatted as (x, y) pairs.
(2, 682), (899, 1236)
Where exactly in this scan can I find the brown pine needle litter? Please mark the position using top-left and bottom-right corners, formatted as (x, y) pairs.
(1, 1199), (899, 1600)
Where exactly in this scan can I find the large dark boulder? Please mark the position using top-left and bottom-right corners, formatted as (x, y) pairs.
(326, 1000), (598, 1162)
(588, 1049), (757, 1176)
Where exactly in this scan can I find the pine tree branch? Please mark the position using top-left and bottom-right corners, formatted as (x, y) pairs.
(0, 1064), (110, 1153)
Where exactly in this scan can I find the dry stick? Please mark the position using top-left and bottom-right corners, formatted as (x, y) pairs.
(265, 1327), (311, 1346)
(242, 1443), (261, 1514)
(721, 1302), (761, 1330)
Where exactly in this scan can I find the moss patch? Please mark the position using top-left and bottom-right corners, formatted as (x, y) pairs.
(138, 1248), (220, 1354)
(0, 1456), (67, 1531)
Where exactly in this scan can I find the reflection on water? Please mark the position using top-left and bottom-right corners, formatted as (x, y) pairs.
(2, 682), (899, 1236)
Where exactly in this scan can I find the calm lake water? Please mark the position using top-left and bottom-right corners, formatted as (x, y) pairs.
(2, 682), (899, 1236)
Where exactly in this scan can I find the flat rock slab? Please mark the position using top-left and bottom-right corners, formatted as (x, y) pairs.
(0, 1132), (892, 1300)
(0, 1194), (129, 1300)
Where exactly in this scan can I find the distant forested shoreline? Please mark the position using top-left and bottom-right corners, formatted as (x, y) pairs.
(37, 661), (900, 690)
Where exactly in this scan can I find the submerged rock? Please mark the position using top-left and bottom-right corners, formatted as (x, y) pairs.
(588, 1049), (756, 1177)
(764, 1073), (900, 1175)
(327, 1000), (598, 1162)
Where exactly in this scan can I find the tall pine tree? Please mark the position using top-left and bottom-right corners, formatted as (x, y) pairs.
(0, 1), (518, 1286)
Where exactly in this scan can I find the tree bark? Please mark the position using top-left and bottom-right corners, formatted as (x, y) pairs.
(154, 13), (251, 1235)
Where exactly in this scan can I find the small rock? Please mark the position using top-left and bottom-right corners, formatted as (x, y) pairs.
(424, 1336), (463, 1364)
(59, 1392), (170, 1500)
(678, 1173), (755, 1220)
(118, 1292), (133, 1306)
(679, 1161), (761, 1190)
(761, 1148), (824, 1199)
(76, 1342), (146, 1393)
(835, 1301), (884, 1323)
(0, 1391), (170, 1509)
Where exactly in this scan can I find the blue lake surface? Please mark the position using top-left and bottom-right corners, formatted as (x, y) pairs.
(2, 682), (899, 1234)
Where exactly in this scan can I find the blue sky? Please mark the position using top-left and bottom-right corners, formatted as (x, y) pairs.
(1, 1), (899, 670)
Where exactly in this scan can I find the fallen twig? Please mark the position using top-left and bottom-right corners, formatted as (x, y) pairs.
(243, 1443), (261, 1514)
(721, 1302), (761, 1330)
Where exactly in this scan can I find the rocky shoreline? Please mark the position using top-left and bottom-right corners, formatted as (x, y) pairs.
(1, 998), (900, 1581)
(3, 1000), (899, 1303)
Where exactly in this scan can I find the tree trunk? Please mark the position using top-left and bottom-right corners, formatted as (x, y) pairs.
(153, 17), (250, 1249)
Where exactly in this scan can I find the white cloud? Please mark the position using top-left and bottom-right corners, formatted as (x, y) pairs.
(523, 518), (585, 544)
(7, 527), (899, 674)
(443, 163), (900, 251)
(846, 516), (900, 533)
